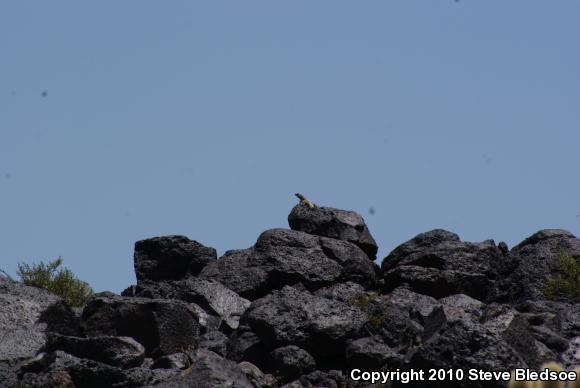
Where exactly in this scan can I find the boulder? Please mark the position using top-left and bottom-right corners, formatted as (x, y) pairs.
(345, 336), (403, 371)
(288, 204), (378, 259)
(381, 229), (518, 302)
(243, 286), (367, 358)
(134, 235), (216, 282)
(44, 334), (145, 369)
(146, 349), (254, 388)
(0, 277), (77, 386)
(81, 295), (199, 357)
(269, 345), (316, 380)
(508, 229), (580, 301)
(200, 229), (377, 300)
(18, 350), (179, 388)
(133, 278), (250, 330)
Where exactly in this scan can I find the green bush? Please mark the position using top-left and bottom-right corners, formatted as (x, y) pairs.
(17, 257), (93, 307)
(543, 250), (580, 302)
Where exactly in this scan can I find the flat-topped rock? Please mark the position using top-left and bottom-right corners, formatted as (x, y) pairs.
(288, 204), (378, 260)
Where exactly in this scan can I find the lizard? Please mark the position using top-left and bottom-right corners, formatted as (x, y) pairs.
(295, 193), (316, 209)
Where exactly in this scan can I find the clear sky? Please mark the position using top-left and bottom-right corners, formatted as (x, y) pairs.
(1, 1), (579, 293)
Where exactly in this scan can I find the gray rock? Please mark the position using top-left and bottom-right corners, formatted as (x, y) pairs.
(345, 336), (403, 371)
(82, 295), (199, 357)
(508, 229), (580, 301)
(238, 361), (277, 388)
(151, 352), (190, 370)
(198, 331), (228, 358)
(243, 286), (367, 358)
(288, 204), (378, 259)
(146, 349), (254, 388)
(270, 345), (316, 380)
(381, 230), (517, 302)
(133, 278), (250, 330)
(19, 350), (179, 387)
(134, 235), (217, 282)
(44, 334), (145, 369)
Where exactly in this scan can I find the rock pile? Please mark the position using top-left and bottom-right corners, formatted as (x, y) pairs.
(1, 202), (578, 387)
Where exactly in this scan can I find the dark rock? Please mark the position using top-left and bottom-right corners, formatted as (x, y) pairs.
(227, 330), (266, 365)
(253, 229), (343, 289)
(151, 352), (190, 370)
(198, 331), (228, 357)
(288, 204), (378, 259)
(383, 287), (440, 323)
(18, 350), (179, 388)
(38, 300), (82, 337)
(381, 230), (517, 302)
(134, 235), (216, 282)
(319, 237), (378, 288)
(201, 229), (378, 299)
(410, 319), (525, 388)
(345, 336), (403, 371)
(44, 333), (145, 369)
(82, 295), (199, 357)
(282, 369), (345, 388)
(134, 278), (250, 330)
(0, 277), (64, 385)
(314, 282), (366, 304)
(243, 286), (367, 358)
(269, 345), (316, 380)
(508, 229), (580, 301)
(198, 248), (271, 299)
(146, 349), (254, 388)
(238, 361), (277, 388)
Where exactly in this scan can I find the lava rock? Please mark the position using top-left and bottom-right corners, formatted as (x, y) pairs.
(134, 235), (217, 282)
(508, 229), (580, 301)
(243, 286), (367, 358)
(146, 349), (254, 388)
(381, 230), (517, 302)
(270, 345), (316, 380)
(288, 204), (378, 259)
(82, 295), (199, 357)
(44, 334), (145, 369)
(134, 278), (250, 330)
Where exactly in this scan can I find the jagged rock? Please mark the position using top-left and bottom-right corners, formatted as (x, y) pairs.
(288, 204), (378, 259)
(345, 336), (403, 370)
(0, 277), (75, 386)
(146, 349), (254, 388)
(319, 237), (378, 288)
(410, 319), (525, 388)
(383, 287), (440, 323)
(134, 278), (250, 330)
(38, 300), (83, 337)
(151, 352), (190, 370)
(282, 370), (345, 388)
(508, 229), (580, 301)
(198, 331), (228, 358)
(381, 229), (518, 302)
(353, 293), (423, 348)
(82, 295), (199, 357)
(200, 229), (377, 300)
(243, 286), (367, 358)
(198, 248), (271, 299)
(238, 361), (277, 388)
(134, 235), (217, 282)
(269, 345), (316, 380)
(18, 369), (75, 388)
(314, 282), (366, 304)
(227, 329), (266, 365)
(44, 334), (145, 369)
(18, 350), (179, 388)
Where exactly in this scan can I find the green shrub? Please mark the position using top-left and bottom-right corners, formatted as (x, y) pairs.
(17, 257), (93, 307)
(543, 250), (580, 302)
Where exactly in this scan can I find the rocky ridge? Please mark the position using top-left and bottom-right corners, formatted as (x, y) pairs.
(0, 202), (578, 387)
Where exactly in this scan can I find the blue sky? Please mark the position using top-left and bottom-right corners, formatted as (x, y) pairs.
(1, 1), (579, 293)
